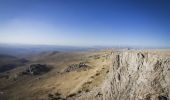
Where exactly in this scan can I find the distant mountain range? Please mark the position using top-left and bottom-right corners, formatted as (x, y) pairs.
(0, 43), (98, 56)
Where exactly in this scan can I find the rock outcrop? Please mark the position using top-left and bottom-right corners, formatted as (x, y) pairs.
(102, 51), (170, 100)
(23, 64), (50, 75)
(64, 62), (89, 72)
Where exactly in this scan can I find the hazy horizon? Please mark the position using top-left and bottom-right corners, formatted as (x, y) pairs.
(0, 0), (170, 47)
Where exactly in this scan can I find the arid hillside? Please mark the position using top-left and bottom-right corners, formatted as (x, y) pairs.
(0, 50), (111, 100)
(0, 49), (170, 100)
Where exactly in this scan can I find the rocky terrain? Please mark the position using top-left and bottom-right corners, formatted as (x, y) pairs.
(64, 62), (89, 72)
(102, 50), (170, 100)
(0, 49), (169, 100)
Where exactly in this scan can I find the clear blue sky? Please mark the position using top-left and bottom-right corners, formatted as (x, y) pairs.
(0, 0), (170, 47)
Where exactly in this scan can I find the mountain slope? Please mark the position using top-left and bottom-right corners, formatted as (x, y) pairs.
(0, 49), (170, 100)
(0, 54), (28, 73)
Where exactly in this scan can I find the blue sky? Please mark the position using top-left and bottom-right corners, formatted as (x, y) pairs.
(0, 0), (170, 47)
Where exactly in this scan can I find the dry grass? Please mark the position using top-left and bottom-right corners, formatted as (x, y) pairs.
(1, 49), (169, 100)
(0, 50), (111, 100)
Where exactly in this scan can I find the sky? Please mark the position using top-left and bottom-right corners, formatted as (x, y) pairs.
(0, 0), (170, 47)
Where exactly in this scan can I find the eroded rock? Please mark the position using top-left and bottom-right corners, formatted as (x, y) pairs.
(102, 51), (170, 100)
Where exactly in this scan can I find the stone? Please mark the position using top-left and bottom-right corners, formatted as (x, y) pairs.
(102, 51), (170, 100)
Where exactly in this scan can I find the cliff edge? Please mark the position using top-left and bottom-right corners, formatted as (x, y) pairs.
(102, 50), (170, 100)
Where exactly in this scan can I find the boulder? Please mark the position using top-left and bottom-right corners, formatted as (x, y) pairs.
(24, 64), (50, 75)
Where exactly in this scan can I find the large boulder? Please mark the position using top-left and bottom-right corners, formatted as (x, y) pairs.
(24, 64), (50, 75)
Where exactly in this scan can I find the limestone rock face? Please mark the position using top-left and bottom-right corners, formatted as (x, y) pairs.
(102, 51), (170, 100)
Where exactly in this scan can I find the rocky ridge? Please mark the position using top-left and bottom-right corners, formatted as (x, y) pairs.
(102, 50), (170, 100)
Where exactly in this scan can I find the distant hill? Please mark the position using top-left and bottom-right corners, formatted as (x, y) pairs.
(0, 54), (28, 73)
(0, 43), (93, 57)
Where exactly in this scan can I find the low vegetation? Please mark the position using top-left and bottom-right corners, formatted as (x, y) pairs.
(0, 49), (170, 100)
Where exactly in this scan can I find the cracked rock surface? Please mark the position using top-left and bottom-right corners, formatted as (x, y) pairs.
(102, 50), (170, 100)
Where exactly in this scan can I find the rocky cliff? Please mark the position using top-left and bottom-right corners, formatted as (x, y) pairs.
(102, 50), (170, 100)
